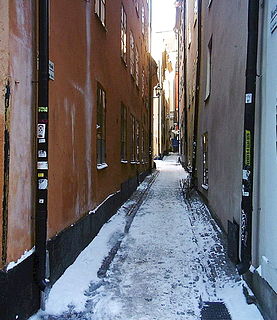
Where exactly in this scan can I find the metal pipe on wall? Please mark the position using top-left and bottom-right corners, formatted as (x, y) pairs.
(238, 0), (259, 275)
(35, 0), (50, 304)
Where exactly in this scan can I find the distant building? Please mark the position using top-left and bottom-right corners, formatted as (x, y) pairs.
(176, 0), (277, 319)
(152, 31), (178, 158)
(0, 1), (154, 318)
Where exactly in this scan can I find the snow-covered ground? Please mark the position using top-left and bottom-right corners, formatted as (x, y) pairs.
(30, 154), (263, 320)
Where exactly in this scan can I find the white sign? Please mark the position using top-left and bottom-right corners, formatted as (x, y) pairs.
(37, 124), (46, 138)
(245, 93), (253, 104)
(38, 150), (47, 158)
(37, 161), (48, 170)
(49, 60), (55, 80)
(38, 179), (48, 190)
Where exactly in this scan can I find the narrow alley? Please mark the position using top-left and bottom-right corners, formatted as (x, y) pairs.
(30, 155), (262, 320)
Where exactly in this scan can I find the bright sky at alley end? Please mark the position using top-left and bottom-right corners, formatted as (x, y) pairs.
(152, 0), (176, 32)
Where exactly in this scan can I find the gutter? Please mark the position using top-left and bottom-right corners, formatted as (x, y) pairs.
(191, 0), (202, 186)
(35, 0), (50, 302)
(237, 0), (259, 275)
(148, 0), (153, 171)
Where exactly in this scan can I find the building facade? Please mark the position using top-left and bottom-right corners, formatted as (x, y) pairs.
(177, 0), (277, 318)
(0, 1), (153, 319)
(152, 31), (178, 158)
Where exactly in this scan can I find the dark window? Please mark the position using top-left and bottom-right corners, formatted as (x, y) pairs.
(121, 5), (127, 63)
(205, 37), (212, 101)
(135, 45), (139, 86)
(97, 84), (106, 164)
(131, 114), (136, 161)
(121, 104), (127, 160)
(142, 6), (145, 35)
(202, 132), (208, 188)
(95, 0), (106, 26)
(136, 120), (140, 162)
(130, 32), (135, 77)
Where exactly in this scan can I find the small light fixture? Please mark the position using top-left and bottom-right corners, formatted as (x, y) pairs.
(154, 84), (162, 98)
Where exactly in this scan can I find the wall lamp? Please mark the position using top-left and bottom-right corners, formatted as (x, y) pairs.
(154, 84), (163, 98)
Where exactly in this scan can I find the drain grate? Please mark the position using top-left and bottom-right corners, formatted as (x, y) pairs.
(201, 302), (232, 320)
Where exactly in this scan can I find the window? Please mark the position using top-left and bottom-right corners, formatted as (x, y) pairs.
(131, 114), (136, 162)
(95, 0), (106, 26)
(202, 132), (208, 188)
(205, 37), (212, 101)
(121, 5), (127, 63)
(142, 69), (145, 97)
(130, 31), (135, 77)
(121, 104), (127, 161)
(141, 6), (145, 35)
(134, 0), (139, 15)
(97, 84), (106, 165)
(135, 46), (139, 86)
(141, 127), (145, 162)
(136, 120), (140, 162)
(194, 0), (198, 26)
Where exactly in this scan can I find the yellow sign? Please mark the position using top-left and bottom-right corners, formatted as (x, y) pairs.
(38, 173), (44, 178)
(245, 130), (251, 166)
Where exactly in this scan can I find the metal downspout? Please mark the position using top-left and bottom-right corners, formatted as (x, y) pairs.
(191, 0), (202, 187)
(238, 0), (259, 275)
(35, 0), (49, 302)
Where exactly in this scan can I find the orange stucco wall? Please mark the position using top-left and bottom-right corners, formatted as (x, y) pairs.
(0, 0), (151, 265)
(47, 0), (150, 237)
(0, 0), (9, 266)
(2, 1), (36, 264)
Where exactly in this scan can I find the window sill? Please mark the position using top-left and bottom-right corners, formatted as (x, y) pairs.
(201, 184), (209, 190)
(204, 92), (210, 102)
(121, 160), (128, 164)
(97, 163), (108, 170)
(121, 57), (127, 67)
(94, 13), (107, 32)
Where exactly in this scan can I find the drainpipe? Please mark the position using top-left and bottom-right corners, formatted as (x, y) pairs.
(148, 0), (153, 172)
(35, 0), (49, 301)
(237, 0), (259, 275)
(191, 0), (202, 187)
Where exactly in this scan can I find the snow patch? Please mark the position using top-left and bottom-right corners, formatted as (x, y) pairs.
(89, 191), (120, 215)
(7, 247), (35, 271)
(97, 163), (108, 170)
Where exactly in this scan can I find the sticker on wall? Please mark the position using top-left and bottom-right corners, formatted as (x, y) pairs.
(39, 139), (46, 143)
(38, 106), (48, 113)
(39, 199), (45, 204)
(245, 130), (251, 166)
(37, 161), (48, 170)
(245, 93), (252, 104)
(38, 173), (44, 178)
(242, 169), (250, 180)
(38, 150), (47, 158)
(38, 179), (48, 190)
(37, 124), (46, 138)
(49, 60), (55, 80)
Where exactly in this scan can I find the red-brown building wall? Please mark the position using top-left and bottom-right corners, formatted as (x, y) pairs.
(0, 0), (151, 264)
(0, 1), (36, 266)
(48, 0), (151, 238)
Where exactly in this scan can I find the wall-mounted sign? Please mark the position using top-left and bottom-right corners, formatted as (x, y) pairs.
(38, 150), (47, 158)
(49, 60), (55, 80)
(245, 93), (252, 104)
(270, 3), (277, 33)
(37, 124), (46, 138)
(38, 179), (48, 190)
(37, 161), (48, 170)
